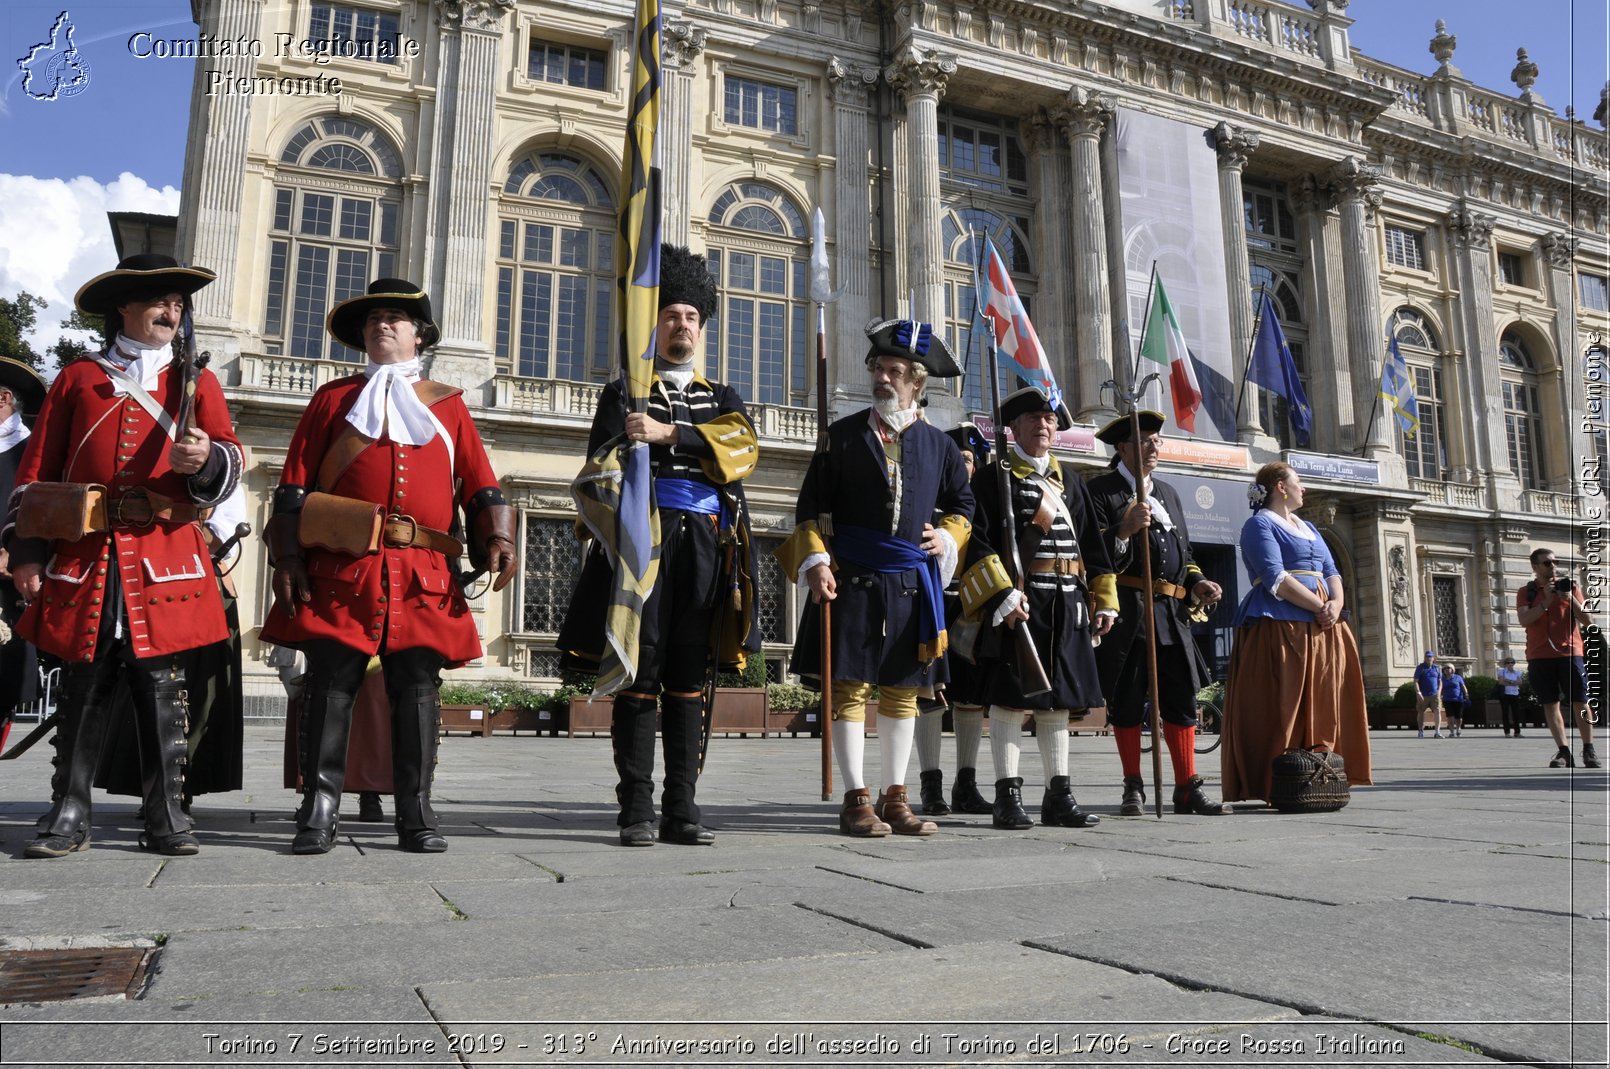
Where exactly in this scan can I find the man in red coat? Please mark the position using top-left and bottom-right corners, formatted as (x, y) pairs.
(261, 279), (516, 854)
(4, 254), (242, 858)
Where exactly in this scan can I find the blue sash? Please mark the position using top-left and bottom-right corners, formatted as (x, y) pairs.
(833, 523), (946, 660)
(654, 477), (730, 529)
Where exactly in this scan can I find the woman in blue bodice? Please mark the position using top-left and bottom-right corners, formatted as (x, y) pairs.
(1222, 462), (1373, 804)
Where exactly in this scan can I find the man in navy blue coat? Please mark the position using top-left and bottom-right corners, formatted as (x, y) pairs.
(778, 319), (973, 837)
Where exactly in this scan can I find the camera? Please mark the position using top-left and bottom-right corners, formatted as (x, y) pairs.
(1555, 577), (1576, 594)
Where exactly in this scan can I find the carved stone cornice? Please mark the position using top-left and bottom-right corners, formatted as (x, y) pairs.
(1212, 121), (1260, 172)
(1057, 85), (1115, 142)
(663, 20), (707, 70)
(1293, 173), (1337, 214)
(433, 0), (515, 33)
(826, 55), (878, 107)
(1541, 231), (1578, 269)
(1446, 205), (1496, 250)
(884, 44), (956, 101)
(1327, 155), (1383, 212)
(1022, 108), (1061, 156)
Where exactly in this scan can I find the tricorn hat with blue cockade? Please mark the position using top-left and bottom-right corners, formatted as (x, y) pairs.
(865, 319), (961, 377)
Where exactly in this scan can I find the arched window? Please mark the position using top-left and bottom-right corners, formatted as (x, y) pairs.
(1499, 331), (1544, 489)
(704, 181), (809, 407)
(495, 151), (617, 381)
(1389, 307), (1447, 480)
(264, 116), (404, 362)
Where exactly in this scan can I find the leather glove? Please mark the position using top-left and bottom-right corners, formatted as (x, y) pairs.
(272, 559), (311, 615)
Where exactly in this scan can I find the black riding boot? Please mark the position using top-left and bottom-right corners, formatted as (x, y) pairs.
(919, 769), (951, 816)
(136, 661), (197, 854)
(992, 777), (1034, 830)
(611, 693), (660, 834)
(25, 665), (119, 858)
(392, 682), (446, 852)
(1041, 775), (1100, 828)
(293, 675), (355, 854)
(658, 691), (712, 844)
(951, 766), (992, 814)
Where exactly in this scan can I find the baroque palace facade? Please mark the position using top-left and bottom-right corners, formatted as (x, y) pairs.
(169, 0), (1608, 702)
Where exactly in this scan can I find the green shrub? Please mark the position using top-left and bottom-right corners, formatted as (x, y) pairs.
(1196, 680), (1225, 706)
(439, 682), (490, 706)
(1392, 681), (1418, 707)
(768, 683), (820, 711)
(1465, 675), (1498, 703)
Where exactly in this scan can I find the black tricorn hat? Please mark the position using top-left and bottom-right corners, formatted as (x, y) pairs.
(1000, 385), (1073, 431)
(1095, 409), (1166, 445)
(945, 421), (991, 460)
(75, 254), (215, 316)
(327, 279), (441, 351)
(659, 244), (718, 324)
(0, 357), (46, 416)
(865, 319), (961, 377)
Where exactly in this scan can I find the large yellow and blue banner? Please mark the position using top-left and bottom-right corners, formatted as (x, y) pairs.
(575, 0), (663, 697)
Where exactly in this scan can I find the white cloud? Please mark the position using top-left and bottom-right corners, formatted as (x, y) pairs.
(0, 171), (181, 368)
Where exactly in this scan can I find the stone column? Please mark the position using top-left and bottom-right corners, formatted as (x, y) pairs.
(826, 57), (879, 410)
(427, 0), (513, 393)
(1294, 176), (1347, 453)
(1024, 110), (1071, 395)
(884, 44), (955, 327)
(1059, 87), (1116, 425)
(1541, 231), (1593, 494)
(662, 21), (707, 247)
(1213, 122), (1266, 441)
(1445, 204), (1500, 488)
(1329, 156), (1391, 459)
(177, 0), (266, 377)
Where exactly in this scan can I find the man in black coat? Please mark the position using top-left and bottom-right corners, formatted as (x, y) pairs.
(0, 357), (47, 747)
(1087, 411), (1224, 816)
(558, 245), (760, 848)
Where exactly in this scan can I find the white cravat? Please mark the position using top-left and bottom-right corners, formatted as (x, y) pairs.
(1116, 460), (1174, 530)
(0, 411), (27, 453)
(347, 358), (436, 446)
(108, 334), (172, 395)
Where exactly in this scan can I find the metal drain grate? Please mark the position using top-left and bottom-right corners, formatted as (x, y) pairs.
(0, 947), (156, 1003)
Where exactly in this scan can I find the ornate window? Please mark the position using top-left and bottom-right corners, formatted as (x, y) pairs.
(1243, 182), (1298, 255)
(938, 108), (1029, 196)
(723, 75), (798, 134)
(704, 182), (809, 407)
(1384, 224), (1427, 271)
(264, 116), (403, 362)
(1497, 251), (1528, 288)
(1390, 307), (1447, 480)
(495, 152), (616, 381)
(753, 535), (789, 645)
(1431, 575), (1465, 658)
(1499, 332), (1544, 489)
(1580, 272), (1609, 312)
(521, 516), (581, 634)
(308, 3), (402, 64)
(528, 39), (606, 90)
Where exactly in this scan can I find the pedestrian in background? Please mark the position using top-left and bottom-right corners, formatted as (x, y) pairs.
(1495, 657), (1524, 737)
(1414, 651), (1444, 739)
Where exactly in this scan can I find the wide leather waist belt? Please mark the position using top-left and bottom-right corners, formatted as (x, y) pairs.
(383, 515), (463, 557)
(107, 489), (211, 528)
(1026, 557), (1084, 577)
(1116, 575), (1188, 600)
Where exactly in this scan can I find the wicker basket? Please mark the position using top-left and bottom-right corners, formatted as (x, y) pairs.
(1270, 749), (1349, 813)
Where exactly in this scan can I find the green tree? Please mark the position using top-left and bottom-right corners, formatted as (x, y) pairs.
(0, 292), (47, 370)
(48, 308), (103, 366)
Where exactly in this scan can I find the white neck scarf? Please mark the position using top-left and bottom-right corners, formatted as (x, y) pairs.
(872, 401), (919, 435)
(1117, 460), (1175, 531)
(656, 358), (695, 392)
(109, 334), (172, 395)
(347, 358), (436, 446)
(0, 411), (27, 454)
(1011, 442), (1050, 476)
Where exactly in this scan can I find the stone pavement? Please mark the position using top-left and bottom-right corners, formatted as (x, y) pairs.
(0, 724), (1605, 1068)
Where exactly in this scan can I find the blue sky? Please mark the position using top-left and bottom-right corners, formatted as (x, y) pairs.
(0, 0), (1603, 353)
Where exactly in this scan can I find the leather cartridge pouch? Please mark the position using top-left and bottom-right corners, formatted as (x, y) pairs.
(298, 491), (383, 557)
(16, 482), (108, 541)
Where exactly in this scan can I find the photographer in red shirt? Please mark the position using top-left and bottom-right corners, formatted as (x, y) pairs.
(1517, 547), (1597, 768)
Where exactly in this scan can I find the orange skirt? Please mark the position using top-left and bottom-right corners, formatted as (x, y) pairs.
(1222, 618), (1373, 804)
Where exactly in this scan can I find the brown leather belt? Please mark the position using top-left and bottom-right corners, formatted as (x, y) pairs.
(1116, 574), (1189, 600)
(107, 489), (211, 528)
(382, 515), (463, 557)
(1027, 557), (1084, 577)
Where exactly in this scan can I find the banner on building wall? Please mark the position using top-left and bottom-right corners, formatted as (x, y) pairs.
(1112, 109), (1236, 443)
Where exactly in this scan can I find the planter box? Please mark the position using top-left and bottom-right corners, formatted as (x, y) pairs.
(766, 708), (815, 736)
(440, 704), (493, 737)
(568, 695), (613, 737)
(711, 687), (767, 736)
(495, 707), (554, 736)
(1368, 704), (1418, 731)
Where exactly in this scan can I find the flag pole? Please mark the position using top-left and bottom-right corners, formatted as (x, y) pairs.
(1235, 286), (1268, 425)
(809, 207), (842, 801)
(1361, 331), (1388, 454)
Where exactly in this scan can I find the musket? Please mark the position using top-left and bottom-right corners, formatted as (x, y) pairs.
(1101, 372), (1167, 818)
(980, 315), (1052, 698)
(0, 710), (58, 761)
(809, 207), (843, 801)
(173, 309), (211, 445)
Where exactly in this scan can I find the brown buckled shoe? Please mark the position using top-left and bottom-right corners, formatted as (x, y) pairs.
(876, 785), (938, 836)
(839, 788), (891, 837)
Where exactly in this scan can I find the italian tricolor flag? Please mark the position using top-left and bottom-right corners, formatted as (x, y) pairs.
(1139, 276), (1203, 433)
